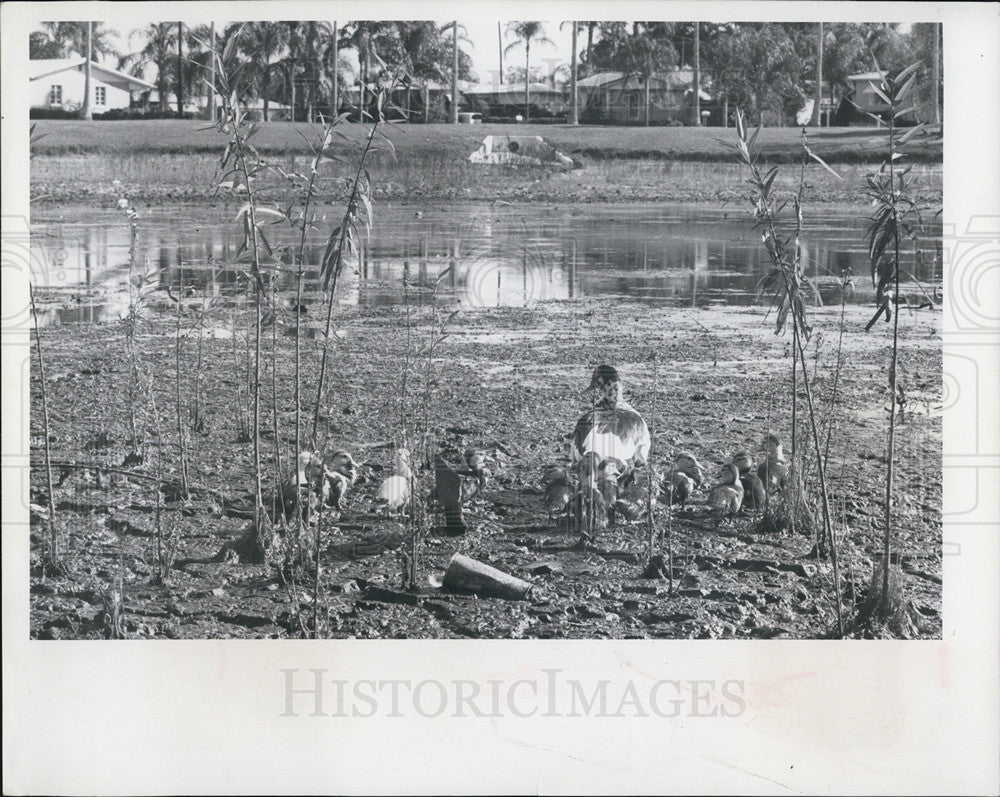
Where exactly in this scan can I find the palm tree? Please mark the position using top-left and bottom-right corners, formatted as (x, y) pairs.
(183, 24), (220, 118)
(504, 21), (554, 121)
(37, 21), (118, 61)
(343, 22), (387, 121)
(80, 22), (93, 120)
(278, 21), (339, 120)
(560, 21), (582, 125)
(176, 22), (185, 115)
(621, 23), (677, 126)
(121, 23), (177, 114)
(583, 21), (599, 76)
(395, 21), (445, 121)
(231, 22), (290, 121)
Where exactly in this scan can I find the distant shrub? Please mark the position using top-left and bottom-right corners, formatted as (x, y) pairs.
(30, 107), (199, 121)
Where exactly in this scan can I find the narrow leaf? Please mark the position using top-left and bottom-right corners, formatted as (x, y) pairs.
(805, 146), (842, 180)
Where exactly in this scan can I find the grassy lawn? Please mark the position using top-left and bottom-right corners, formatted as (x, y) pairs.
(31, 119), (942, 163)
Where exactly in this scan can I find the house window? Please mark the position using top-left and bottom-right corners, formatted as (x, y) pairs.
(49, 84), (62, 105)
(628, 92), (640, 119)
(95, 86), (106, 106)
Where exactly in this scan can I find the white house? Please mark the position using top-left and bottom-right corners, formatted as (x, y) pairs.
(30, 58), (154, 113)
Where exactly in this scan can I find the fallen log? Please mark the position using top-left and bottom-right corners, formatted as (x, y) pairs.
(442, 553), (533, 600)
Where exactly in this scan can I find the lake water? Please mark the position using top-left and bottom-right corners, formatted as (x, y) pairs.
(30, 202), (941, 326)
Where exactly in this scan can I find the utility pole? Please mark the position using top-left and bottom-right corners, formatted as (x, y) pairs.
(693, 22), (701, 125)
(451, 21), (459, 123)
(80, 22), (93, 120)
(570, 22), (579, 125)
(811, 22), (824, 126)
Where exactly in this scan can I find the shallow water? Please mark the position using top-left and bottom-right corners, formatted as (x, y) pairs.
(30, 201), (941, 326)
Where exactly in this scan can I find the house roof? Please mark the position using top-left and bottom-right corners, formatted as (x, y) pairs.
(29, 58), (155, 90)
(576, 68), (702, 92)
(577, 71), (626, 88)
(463, 82), (563, 96)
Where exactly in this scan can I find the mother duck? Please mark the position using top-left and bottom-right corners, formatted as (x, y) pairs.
(571, 365), (651, 521)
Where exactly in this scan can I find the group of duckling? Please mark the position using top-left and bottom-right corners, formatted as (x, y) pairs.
(276, 365), (789, 538)
(277, 441), (492, 524)
(543, 365), (791, 535)
(274, 448), (362, 523)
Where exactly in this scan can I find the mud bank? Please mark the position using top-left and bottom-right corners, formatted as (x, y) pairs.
(27, 295), (942, 640)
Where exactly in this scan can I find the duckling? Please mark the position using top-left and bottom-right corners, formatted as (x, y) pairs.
(324, 449), (359, 511)
(732, 450), (766, 510)
(274, 450), (325, 521)
(376, 448), (412, 514)
(757, 433), (789, 494)
(541, 464), (573, 520)
(673, 452), (705, 487)
(571, 365), (651, 481)
(464, 446), (490, 496)
(707, 463), (745, 529)
(574, 452), (610, 535)
(660, 468), (694, 509)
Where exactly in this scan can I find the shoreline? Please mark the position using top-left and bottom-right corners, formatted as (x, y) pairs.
(29, 120), (942, 208)
(31, 153), (942, 207)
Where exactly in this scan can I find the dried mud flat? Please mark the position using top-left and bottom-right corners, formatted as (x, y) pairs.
(28, 296), (942, 639)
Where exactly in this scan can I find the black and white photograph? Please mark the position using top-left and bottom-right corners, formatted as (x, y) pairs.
(24, 13), (946, 641)
(3, 1), (998, 794)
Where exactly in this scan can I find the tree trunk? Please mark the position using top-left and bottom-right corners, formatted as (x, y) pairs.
(932, 23), (941, 125)
(586, 22), (595, 76)
(644, 76), (650, 126)
(80, 22), (93, 120)
(424, 84), (429, 123)
(451, 22), (459, 124)
(359, 47), (367, 122)
(723, 94), (729, 127)
(570, 23), (579, 124)
(498, 22), (503, 84)
(693, 22), (701, 125)
(263, 58), (270, 122)
(332, 21), (339, 116)
(177, 22), (184, 116)
(443, 553), (533, 600)
(811, 22), (824, 126)
(290, 49), (297, 122)
(524, 42), (530, 121)
(208, 22), (216, 121)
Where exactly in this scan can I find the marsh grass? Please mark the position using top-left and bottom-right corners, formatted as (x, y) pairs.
(731, 113), (845, 635)
(858, 62), (941, 634)
(29, 285), (66, 575)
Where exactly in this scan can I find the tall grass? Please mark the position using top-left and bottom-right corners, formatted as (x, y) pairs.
(731, 112), (844, 636)
(855, 61), (938, 633)
(29, 286), (65, 575)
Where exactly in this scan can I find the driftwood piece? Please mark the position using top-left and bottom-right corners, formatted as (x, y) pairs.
(442, 553), (533, 600)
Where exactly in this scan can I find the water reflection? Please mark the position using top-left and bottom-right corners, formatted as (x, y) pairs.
(30, 202), (941, 325)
